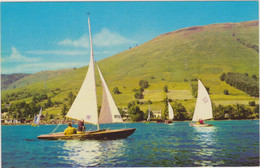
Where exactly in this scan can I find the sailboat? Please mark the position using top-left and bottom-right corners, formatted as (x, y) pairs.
(38, 17), (135, 140)
(145, 106), (151, 123)
(189, 79), (213, 127)
(164, 102), (174, 124)
(31, 108), (42, 126)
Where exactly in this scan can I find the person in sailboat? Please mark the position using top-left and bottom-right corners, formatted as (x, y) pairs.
(78, 119), (85, 132)
(199, 119), (204, 124)
(64, 123), (77, 136)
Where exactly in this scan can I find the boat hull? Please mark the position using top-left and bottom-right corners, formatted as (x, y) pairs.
(164, 120), (172, 124)
(189, 123), (213, 127)
(37, 128), (136, 140)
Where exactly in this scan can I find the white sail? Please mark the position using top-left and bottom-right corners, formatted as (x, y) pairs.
(147, 106), (151, 122)
(192, 79), (213, 121)
(168, 102), (174, 120)
(97, 66), (123, 124)
(66, 17), (99, 125)
(35, 108), (42, 125)
(33, 115), (37, 124)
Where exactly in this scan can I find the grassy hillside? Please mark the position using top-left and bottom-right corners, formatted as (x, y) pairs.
(3, 69), (74, 91)
(1, 73), (30, 90)
(1, 20), (259, 118)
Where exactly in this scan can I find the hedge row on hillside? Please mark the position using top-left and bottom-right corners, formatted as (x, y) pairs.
(220, 72), (259, 97)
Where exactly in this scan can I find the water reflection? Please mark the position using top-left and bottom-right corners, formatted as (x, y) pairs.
(191, 126), (224, 166)
(59, 140), (126, 167)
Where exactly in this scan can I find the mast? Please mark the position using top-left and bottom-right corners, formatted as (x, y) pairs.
(65, 16), (99, 128)
(88, 16), (100, 130)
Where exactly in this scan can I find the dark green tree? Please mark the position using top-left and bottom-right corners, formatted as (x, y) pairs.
(224, 89), (229, 95)
(139, 80), (149, 89)
(128, 101), (144, 121)
(249, 101), (256, 106)
(173, 102), (188, 120)
(113, 87), (121, 94)
(252, 75), (257, 80)
(220, 73), (227, 81)
(134, 90), (143, 99)
(45, 97), (53, 108)
(163, 85), (168, 93)
(67, 91), (76, 106)
(61, 104), (68, 117)
(49, 114), (54, 119)
(161, 97), (169, 119)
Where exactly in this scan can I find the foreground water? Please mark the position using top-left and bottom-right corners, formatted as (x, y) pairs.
(2, 120), (259, 167)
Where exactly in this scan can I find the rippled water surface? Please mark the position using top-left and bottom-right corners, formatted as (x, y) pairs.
(2, 120), (259, 167)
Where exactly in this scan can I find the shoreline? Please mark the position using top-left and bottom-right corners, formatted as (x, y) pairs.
(1, 118), (258, 126)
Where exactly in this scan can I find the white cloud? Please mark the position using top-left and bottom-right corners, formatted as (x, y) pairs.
(57, 28), (135, 48)
(93, 28), (135, 47)
(2, 46), (41, 63)
(58, 34), (89, 48)
(2, 62), (88, 74)
(24, 49), (116, 57)
(25, 50), (88, 55)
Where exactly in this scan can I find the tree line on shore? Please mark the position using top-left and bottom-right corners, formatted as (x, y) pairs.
(121, 98), (259, 122)
(1, 95), (258, 122)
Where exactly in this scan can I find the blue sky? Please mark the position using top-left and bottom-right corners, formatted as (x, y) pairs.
(1, 1), (258, 74)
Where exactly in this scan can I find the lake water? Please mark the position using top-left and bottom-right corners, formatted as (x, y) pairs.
(2, 120), (259, 167)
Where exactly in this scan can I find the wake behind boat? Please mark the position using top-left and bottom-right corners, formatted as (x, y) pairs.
(38, 17), (135, 140)
(189, 79), (213, 127)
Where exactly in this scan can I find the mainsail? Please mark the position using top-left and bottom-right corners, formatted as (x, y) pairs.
(65, 17), (98, 125)
(147, 106), (151, 122)
(168, 102), (174, 120)
(97, 66), (123, 124)
(192, 79), (213, 121)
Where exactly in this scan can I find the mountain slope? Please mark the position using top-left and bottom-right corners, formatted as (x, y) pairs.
(98, 20), (258, 84)
(1, 73), (30, 90)
(3, 69), (74, 91)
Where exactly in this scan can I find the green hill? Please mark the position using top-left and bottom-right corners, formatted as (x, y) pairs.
(1, 73), (30, 90)
(2, 69), (74, 91)
(1, 20), (259, 118)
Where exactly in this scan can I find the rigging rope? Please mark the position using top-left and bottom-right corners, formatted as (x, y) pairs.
(51, 116), (66, 134)
(87, 124), (96, 131)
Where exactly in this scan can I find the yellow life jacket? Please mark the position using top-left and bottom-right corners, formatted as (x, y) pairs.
(64, 126), (77, 136)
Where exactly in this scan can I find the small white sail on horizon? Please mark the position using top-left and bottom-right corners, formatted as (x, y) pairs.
(35, 108), (42, 125)
(168, 102), (174, 120)
(32, 108), (42, 126)
(192, 79), (213, 122)
(147, 106), (151, 122)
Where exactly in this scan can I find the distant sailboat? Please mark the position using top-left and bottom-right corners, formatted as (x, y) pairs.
(189, 79), (213, 127)
(164, 102), (174, 124)
(147, 106), (151, 122)
(146, 106), (151, 123)
(31, 108), (42, 126)
(38, 17), (135, 140)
